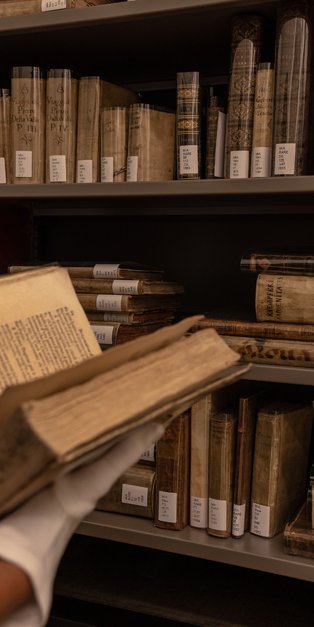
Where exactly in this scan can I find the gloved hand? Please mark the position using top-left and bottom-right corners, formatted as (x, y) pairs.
(0, 421), (164, 627)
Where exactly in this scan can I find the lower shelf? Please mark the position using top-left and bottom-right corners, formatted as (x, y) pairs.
(77, 511), (314, 582)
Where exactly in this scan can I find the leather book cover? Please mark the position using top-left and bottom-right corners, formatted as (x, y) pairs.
(222, 335), (314, 368)
(255, 273), (314, 324)
(284, 500), (314, 558)
(76, 293), (182, 313)
(72, 278), (184, 295)
(96, 463), (156, 519)
(176, 71), (201, 179)
(197, 316), (314, 342)
(90, 321), (169, 346)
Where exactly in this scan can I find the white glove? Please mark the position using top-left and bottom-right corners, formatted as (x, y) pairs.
(0, 421), (164, 627)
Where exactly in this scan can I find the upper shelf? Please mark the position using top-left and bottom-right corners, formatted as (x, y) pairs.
(1, 178), (314, 214)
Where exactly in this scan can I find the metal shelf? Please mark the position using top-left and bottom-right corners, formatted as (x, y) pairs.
(77, 511), (314, 582)
(242, 364), (314, 386)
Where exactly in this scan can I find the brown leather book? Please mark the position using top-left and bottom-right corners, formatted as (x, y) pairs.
(90, 321), (169, 346)
(96, 464), (156, 519)
(77, 293), (183, 313)
(154, 411), (191, 530)
(240, 250), (314, 276)
(199, 316), (314, 342)
(222, 335), (314, 368)
(8, 261), (164, 281)
(86, 310), (176, 325)
(72, 278), (184, 295)
(0, 0), (123, 16)
(284, 500), (314, 558)
(250, 401), (313, 538)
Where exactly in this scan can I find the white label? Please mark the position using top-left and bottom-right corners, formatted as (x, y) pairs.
(251, 502), (271, 537)
(214, 111), (226, 178)
(122, 484), (148, 507)
(208, 498), (227, 531)
(15, 151), (32, 178)
(126, 156), (138, 181)
(101, 157), (114, 182)
(77, 159), (93, 183)
(190, 496), (208, 528)
(179, 144), (198, 175)
(274, 143), (296, 175)
(91, 324), (114, 345)
(41, 0), (67, 11)
(101, 312), (129, 323)
(112, 280), (139, 295)
(49, 155), (66, 182)
(139, 444), (155, 463)
(95, 295), (123, 311)
(158, 491), (177, 523)
(230, 150), (249, 178)
(232, 503), (246, 537)
(251, 146), (271, 178)
(0, 157), (6, 184)
(93, 264), (120, 279)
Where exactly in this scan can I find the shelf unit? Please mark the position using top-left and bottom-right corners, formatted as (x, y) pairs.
(1, 0), (314, 605)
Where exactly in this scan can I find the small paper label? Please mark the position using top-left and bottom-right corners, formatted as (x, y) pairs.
(49, 155), (66, 182)
(274, 143), (296, 175)
(41, 0), (67, 11)
(230, 150), (249, 178)
(101, 312), (129, 323)
(126, 156), (138, 181)
(77, 159), (93, 183)
(15, 151), (32, 178)
(208, 498), (227, 531)
(179, 144), (198, 175)
(139, 444), (155, 463)
(122, 484), (148, 507)
(251, 146), (271, 178)
(0, 157), (6, 184)
(91, 324), (114, 345)
(232, 503), (246, 537)
(251, 502), (271, 537)
(190, 496), (208, 528)
(112, 280), (139, 295)
(95, 295), (123, 311)
(93, 264), (120, 279)
(214, 111), (226, 178)
(158, 491), (177, 523)
(101, 157), (114, 182)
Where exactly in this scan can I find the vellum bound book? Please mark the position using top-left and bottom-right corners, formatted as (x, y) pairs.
(0, 0), (122, 17)
(0, 265), (250, 517)
(96, 463), (156, 519)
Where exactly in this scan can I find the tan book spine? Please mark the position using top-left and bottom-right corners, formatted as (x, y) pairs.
(198, 317), (314, 342)
(207, 408), (238, 538)
(127, 104), (175, 182)
(154, 411), (191, 530)
(176, 71), (201, 179)
(251, 62), (275, 178)
(76, 76), (102, 183)
(72, 278), (183, 295)
(46, 69), (78, 183)
(223, 335), (314, 367)
(284, 500), (314, 558)
(10, 66), (45, 184)
(250, 402), (313, 538)
(241, 251), (314, 275)
(91, 321), (166, 346)
(101, 107), (129, 182)
(96, 464), (156, 519)
(255, 273), (314, 323)
(0, 89), (10, 184)
(77, 293), (182, 312)
(190, 396), (211, 528)
(225, 15), (262, 178)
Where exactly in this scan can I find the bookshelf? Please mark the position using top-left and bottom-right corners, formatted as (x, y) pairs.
(1, 0), (314, 615)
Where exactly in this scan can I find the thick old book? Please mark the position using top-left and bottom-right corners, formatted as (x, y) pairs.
(250, 401), (313, 538)
(241, 250), (314, 276)
(250, 62), (274, 178)
(197, 316), (314, 342)
(76, 76), (102, 183)
(77, 293), (182, 313)
(86, 310), (176, 325)
(222, 335), (314, 368)
(126, 104), (175, 182)
(207, 407), (238, 538)
(0, 270), (250, 516)
(284, 500), (314, 559)
(0, 0), (121, 17)
(101, 107), (129, 182)
(91, 321), (169, 346)
(0, 89), (10, 184)
(255, 273), (314, 324)
(72, 278), (184, 295)
(8, 261), (164, 281)
(232, 387), (263, 537)
(96, 464), (156, 519)
(205, 89), (226, 179)
(154, 411), (191, 530)
(176, 71), (201, 179)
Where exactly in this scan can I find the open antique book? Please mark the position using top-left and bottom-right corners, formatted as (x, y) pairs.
(0, 266), (250, 517)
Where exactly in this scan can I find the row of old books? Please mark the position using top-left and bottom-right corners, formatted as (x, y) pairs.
(7, 261), (184, 347)
(201, 249), (314, 369)
(96, 380), (314, 552)
(0, 0), (123, 19)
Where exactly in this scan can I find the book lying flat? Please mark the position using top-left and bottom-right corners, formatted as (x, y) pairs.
(91, 321), (168, 345)
(240, 250), (314, 276)
(198, 316), (314, 342)
(77, 293), (182, 312)
(284, 500), (314, 559)
(8, 261), (164, 281)
(0, 267), (250, 517)
(72, 278), (184, 295)
(86, 310), (177, 325)
(222, 335), (314, 368)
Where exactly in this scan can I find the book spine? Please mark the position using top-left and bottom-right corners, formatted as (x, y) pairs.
(200, 317), (314, 341)
(251, 62), (275, 178)
(96, 464), (156, 519)
(101, 107), (129, 182)
(76, 76), (102, 183)
(46, 69), (78, 183)
(0, 89), (10, 184)
(205, 92), (226, 179)
(154, 411), (191, 530)
(207, 409), (237, 538)
(222, 335), (314, 367)
(241, 251), (314, 276)
(10, 66), (45, 184)
(190, 396), (210, 528)
(272, 0), (311, 176)
(225, 15), (262, 178)
(77, 293), (129, 312)
(176, 71), (201, 179)
(255, 273), (314, 323)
